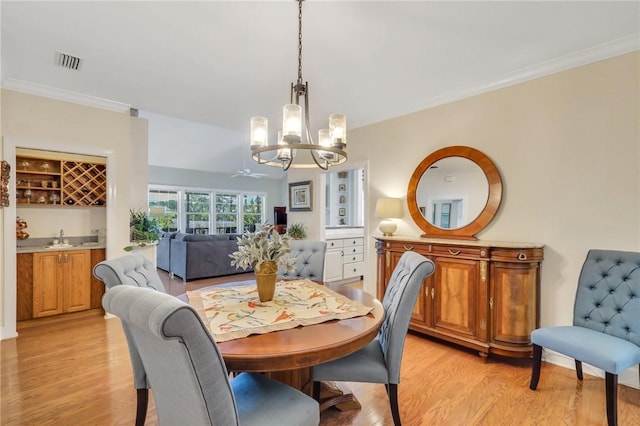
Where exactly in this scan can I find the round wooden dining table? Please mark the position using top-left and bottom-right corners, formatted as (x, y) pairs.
(185, 280), (384, 398)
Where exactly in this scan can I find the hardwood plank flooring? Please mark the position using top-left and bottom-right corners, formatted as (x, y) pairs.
(3, 270), (639, 425)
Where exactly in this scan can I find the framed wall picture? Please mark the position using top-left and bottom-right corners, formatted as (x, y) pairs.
(289, 180), (313, 211)
(338, 207), (346, 216)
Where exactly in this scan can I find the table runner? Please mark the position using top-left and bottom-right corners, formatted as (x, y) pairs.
(187, 279), (373, 342)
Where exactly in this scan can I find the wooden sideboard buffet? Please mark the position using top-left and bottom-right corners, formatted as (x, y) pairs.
(375, 236), (543, 358)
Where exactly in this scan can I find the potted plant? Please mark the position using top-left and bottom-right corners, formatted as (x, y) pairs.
(124, 209), (161, 252)
(286, 222), (307, 240)
(230, 224), (296, 301)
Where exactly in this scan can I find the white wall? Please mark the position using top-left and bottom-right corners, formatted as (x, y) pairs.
(289, 52), (640, 387)
(1, 89), (147, 339)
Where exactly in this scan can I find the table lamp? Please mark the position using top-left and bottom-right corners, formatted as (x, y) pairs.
(375, 197), (403, 236)
(149, 206), (165, 217)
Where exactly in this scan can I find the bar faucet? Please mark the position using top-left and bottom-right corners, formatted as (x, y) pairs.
(59, 229), (64, 240)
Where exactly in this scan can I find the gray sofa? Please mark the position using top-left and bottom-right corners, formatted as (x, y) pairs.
(168, 233), (252, 281)
(156, 231), (177, 272)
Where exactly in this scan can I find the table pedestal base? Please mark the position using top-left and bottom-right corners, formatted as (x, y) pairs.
(318, 381), (361, 412)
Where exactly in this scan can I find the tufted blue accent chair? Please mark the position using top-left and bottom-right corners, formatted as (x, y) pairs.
(311, 251), (435, 426)
(102, 285), (319, 426)
(278, 240), (327, 281)
(530, 249), (640, 426)
(93, 252), (166, 426)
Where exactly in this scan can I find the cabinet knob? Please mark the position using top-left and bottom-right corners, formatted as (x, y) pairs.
(518, 253), (528, 261)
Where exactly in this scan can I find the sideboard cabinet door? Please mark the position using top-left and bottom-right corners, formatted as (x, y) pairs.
(432, 257), (482, 341)
(489, 248), (543, 357)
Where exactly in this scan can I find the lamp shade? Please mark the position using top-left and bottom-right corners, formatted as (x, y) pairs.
(375, 198), (404, 219)
(149, 206), (166, 217)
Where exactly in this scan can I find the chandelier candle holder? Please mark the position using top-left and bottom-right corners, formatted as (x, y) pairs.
(250, 0), (347, 171)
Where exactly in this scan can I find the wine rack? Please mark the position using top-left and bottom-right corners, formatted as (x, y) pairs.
(62, 161), (106, 206)
(15, 155), (106, 207)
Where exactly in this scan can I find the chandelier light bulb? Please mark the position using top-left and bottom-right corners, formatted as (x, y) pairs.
(250, 116), (268, 148)
(329, 114), (347, 146)
(277, 130), (292, 161)
(318, 128), (335, 161)
(282, 104), (302, 143)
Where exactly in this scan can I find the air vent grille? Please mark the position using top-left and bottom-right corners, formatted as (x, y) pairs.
(55, 51), (82, 71)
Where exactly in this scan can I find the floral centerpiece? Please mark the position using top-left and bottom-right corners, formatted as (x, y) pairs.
(230, 224), (296, 301)
(230, 224), (296, 272)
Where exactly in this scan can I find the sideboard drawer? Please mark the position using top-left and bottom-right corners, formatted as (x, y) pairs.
(326, 239), (344, 249)
(343, 261), (365, 279)
(343, 253), (364, 264)
(491, 248), (544, 262)
(429, 244), (488, 259)
(343, 245), (364, 255)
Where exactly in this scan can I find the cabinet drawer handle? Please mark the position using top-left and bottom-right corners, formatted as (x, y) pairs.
(403, 245), (414, 251)
(448, 249), (461, 255)
(518, 253), (528, 261)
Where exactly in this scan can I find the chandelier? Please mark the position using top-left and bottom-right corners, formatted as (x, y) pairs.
(250, 0), (347, 171)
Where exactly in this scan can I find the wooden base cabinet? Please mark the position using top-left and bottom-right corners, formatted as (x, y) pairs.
(17, 248), (105, 321)
(375, 236), (543, 358)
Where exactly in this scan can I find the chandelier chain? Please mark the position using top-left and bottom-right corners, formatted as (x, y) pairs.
(297, 0), (303, 85)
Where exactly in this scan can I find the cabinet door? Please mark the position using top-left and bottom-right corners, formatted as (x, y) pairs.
(432, 258), (481, 339)
(33, 252), (64, 318)
(63, 250), (91, 312)
(490, 261), (539, 346)
(324, 249), (344, 282)
(17, 253), (34, 321)
(90, 249), (106, 309)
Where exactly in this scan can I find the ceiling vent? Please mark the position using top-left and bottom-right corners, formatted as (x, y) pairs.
(55, 51), (82, 71)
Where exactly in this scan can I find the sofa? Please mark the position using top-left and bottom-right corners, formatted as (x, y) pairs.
(168, 233), (252, 281)
(156, 231), (177, 272)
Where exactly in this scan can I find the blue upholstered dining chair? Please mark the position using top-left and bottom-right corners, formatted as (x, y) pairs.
(278, 240), (327, 281)
(103, 285), (320, 426)
(530, 249), (640, 426)
(312, 250), (435, 426)
(93, 252), (166, 426)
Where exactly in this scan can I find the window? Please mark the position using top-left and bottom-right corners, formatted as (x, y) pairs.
(215, 193), (238, 234)
(149, 186), (266, 235)
(149, 189), (180, 231)
(242, 194), (264, 232)
(185, 192), (210, 234)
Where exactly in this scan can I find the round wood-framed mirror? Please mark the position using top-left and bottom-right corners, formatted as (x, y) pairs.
(407, 145), (502, 240)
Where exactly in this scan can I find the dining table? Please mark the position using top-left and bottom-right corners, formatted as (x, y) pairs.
(183, 279), (384, 408)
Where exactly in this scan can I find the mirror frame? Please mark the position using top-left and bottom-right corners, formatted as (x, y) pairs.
(407, 145), (502, 240)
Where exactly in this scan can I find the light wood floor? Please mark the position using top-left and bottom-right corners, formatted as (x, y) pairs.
(2, 271), (639, 425)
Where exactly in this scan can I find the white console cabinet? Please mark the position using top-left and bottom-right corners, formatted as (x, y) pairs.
(324, 237), (364, 283)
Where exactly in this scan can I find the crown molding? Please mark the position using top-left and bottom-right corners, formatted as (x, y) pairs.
(416, 34), (640, 112)
(0, 78), (131, 113)
(1, 34), (637, 119)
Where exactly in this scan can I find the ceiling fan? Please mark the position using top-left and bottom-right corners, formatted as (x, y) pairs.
(231, 168), (268, 179)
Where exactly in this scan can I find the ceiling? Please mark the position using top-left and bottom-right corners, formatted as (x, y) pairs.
(2, 1), (639, 179)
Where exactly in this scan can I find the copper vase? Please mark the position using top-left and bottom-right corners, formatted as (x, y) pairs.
(254, 261), (278, 302)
